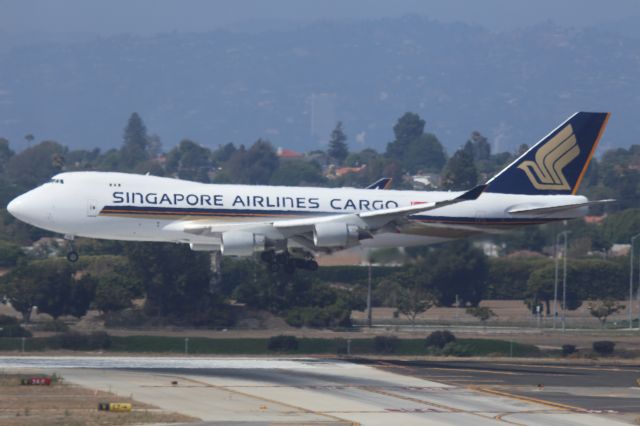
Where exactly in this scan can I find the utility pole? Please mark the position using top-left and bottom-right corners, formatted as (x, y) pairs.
(553, 236), (560, 329)
(637, 244), (640, 330)
(367, 259), (372, 328)
(629, 234), (640, 329)
(561, 232), (569, 332)
(554, 231), (570, 330)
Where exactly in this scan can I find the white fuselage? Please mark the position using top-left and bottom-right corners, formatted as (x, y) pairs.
(7, 171), (588, 250)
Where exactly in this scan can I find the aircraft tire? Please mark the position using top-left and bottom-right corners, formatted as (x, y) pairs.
(261, 250), (275, 263)
(283, 260), (296, 274)
(268, 262), (280, 273)
(67, 251), (79, 262)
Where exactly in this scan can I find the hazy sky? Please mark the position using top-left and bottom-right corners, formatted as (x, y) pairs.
(1, 0), (637, 35)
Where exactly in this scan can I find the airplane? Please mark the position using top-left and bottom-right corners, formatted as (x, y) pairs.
(7, 112), (611, 272)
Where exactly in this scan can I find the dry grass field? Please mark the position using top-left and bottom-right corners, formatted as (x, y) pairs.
(0, 372), (197, 426)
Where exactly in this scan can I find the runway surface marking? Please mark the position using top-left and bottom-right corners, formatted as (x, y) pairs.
(469, 385), (587, 413)
(160, 373), (354, 425)
(1, 356), (633, 426)
(493, 362), (640, 373)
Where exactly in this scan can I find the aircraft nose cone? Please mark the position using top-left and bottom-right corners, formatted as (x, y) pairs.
(7, 192), (44, 226)
(7, 196), (24, 220)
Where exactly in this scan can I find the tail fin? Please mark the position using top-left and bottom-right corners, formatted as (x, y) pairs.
(365, 177), (393, 190)
(485, 112), (610, 195)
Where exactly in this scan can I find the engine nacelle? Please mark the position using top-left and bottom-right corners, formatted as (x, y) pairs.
(313, 222), (360, 248)
(221, 231), (266, 256)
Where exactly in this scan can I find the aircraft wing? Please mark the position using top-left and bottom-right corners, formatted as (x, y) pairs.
(169, 185), (486, 241)
(272, 184), (486, 233)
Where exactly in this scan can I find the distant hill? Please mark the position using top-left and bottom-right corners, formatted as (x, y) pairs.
(1, 16), (638, 153)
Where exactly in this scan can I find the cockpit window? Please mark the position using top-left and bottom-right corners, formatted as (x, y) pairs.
(49, 178), (64, 184)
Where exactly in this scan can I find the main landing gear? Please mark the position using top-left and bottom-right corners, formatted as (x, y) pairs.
(260, 250), (318, 273)
(64, 235), (79, 263)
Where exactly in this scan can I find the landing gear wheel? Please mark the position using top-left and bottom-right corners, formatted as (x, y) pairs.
(268, 262), (280, 273)
(305, 260), (319, 271)
(283, 260), (296, 274)
(66, 251), (79, 263)
(261, 250), (275, 263)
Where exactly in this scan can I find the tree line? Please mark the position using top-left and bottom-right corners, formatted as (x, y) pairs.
(0, 111), (639, 328)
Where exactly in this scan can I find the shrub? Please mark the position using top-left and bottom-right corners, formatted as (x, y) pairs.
(58, 331), (111, 350)
(0, 324), (32, 338)
(104, 309), (148, 328)
(0, 315), (20, 326)
(592, 341), (615, 356)
(561, 344), (576, 356)
(267, 335), (299, 352)
(37, 319), (69, 332)
(285, 304), (352, 329)
(425, 330), (456, 349)
(442, 341), (473, 357)
(373, 335), (399, 354)
(335, 338), (349, 355)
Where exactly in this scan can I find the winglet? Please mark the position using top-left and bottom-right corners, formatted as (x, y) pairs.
(456, 184), (487, 201)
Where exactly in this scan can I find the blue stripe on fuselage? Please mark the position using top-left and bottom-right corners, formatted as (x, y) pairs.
(99, 205), (562, 225)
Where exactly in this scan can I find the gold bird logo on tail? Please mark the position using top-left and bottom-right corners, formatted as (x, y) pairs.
(517, 125), (580, 191)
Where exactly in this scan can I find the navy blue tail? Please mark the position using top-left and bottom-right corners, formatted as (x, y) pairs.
(485, 112), (610, 195)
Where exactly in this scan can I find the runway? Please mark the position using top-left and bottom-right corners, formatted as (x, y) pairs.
(1, 356), (636, 425)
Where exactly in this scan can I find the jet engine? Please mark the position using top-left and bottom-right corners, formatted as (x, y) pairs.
(313, 222), (361, 248)
(221, 231), (266, 256)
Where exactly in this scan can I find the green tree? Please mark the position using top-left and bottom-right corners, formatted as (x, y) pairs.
(465, 306), (496, 324)
(415, 241), (488, 307)
(120, 112), (151, 170)
(270, 160), (326, 186)
(1, 258), (95, 320)
(486, 258), (550, 299)
(0, 138), (14, 173)
(223, 140), (279, 184)
(386, 112), (446, 174)
(386, 112), (425, 160)
(7, 141), (66, 189)
(525, 264), (582, 315)
(93, 274), (135, 314)
(588, 299), (625, 328)
(404, 133), (447, 174)
(24, 133), (34, 147)
(395, 280), (435, 327)
(441, 148), (478, 190)
(328, 122), (349, 165)
(0, 241), (24, 267)
(124, 243), (221, 324)
(464, 131), (491, 161)
(212, 142), (237, 164)
(165, 139), (212, 182)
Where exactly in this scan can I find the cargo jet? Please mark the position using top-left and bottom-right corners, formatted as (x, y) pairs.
(7, 112), (611, 272)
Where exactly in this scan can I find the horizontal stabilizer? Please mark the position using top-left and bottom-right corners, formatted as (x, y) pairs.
(508, 199), (615, 216)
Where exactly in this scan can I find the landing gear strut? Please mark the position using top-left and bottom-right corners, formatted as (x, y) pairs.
(260, 250), (318, 273)
(64, 235), (79, 263)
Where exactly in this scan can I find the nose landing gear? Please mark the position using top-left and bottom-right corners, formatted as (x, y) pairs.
(64, 235), (79, 263)
(260, 250), (318, 273)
